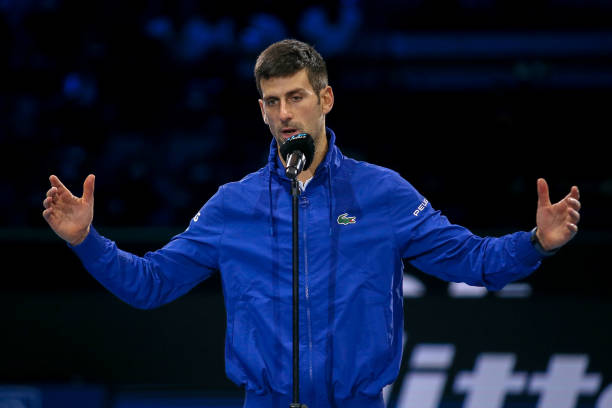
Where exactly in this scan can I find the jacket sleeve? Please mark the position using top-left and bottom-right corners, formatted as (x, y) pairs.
(69, 186), (225, 309)
(389, 173), (543, 291)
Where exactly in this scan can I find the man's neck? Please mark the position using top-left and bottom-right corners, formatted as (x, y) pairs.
(297, 135), (328, 182)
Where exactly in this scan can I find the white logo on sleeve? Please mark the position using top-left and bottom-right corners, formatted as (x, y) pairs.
(413, 198), (429, 216)
(193, 211), (201, 222)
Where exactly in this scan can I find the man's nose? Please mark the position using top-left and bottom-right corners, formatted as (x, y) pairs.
(279, 100), (292, 122)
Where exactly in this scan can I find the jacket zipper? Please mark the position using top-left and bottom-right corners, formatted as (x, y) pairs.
(301, 194), (314, 404)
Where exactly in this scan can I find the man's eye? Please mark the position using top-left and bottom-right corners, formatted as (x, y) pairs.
(266, 99), (278, 106)
(291, 96), (302, 102)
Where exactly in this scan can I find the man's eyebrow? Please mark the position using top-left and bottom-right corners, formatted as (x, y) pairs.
(286, 88), (306, 95)
(263, 88), (307, 100)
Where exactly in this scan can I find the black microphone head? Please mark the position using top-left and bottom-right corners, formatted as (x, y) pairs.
(279, 133), (315, 171)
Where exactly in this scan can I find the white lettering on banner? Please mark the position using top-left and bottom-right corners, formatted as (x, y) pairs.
(397, 372), (447, 408)
(597, 383), (612, 408)
(529, 355), (602, 408)
(454, 353), (527, 408)
(388, 345), (609, 408)
(402, 274), (426, 298)
(396, 344), (455, 408)
(410, 344), (455, 369)
(447, 282), (487, 298)
(403, 273), (534, 299)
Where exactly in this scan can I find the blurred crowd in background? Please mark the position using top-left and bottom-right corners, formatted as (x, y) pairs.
(2, 0), (612, 231)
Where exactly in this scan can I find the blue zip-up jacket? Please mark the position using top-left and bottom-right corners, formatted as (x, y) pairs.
(70, 128), (544, 408)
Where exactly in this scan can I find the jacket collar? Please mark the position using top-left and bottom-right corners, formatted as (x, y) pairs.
(267, 127), (341, 181)
(266, 127), (339, 237)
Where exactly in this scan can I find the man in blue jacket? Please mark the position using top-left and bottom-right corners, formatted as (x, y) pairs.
(42, 39), (581, 408)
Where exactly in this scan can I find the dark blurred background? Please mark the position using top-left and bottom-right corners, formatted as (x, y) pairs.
(2, 1), (612, 407)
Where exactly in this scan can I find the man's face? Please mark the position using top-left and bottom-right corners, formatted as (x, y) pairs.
(258, 69), (333, 153)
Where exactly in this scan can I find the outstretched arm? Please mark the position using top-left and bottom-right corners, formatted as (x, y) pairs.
(535, 178), (581, 252)
(42, 174), (95, 245)
(391, 174), (579, 291)
(41, 174), (221, 309)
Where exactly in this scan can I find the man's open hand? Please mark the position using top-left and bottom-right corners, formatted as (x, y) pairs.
(535, 178), (581, 251)
(42, 174), (95, 246)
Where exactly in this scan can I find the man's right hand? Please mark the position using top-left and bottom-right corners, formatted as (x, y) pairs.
(42, 174), (95, 246)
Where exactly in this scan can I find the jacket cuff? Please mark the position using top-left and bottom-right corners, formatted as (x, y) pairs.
(515, 230), (548, 265)
(67, 225), (106, 259)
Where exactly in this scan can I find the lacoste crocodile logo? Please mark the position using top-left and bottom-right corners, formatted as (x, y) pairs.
(337, 213), (356, 225)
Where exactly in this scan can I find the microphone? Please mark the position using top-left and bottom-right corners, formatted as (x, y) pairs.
(279, 133), (315, 179)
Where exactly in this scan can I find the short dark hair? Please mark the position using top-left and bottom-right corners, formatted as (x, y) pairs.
(254, 39), (328, 98)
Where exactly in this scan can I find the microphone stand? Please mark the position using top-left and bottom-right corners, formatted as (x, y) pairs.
(289, 176), (308, 408)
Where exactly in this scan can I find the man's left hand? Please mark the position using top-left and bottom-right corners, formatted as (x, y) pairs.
(535, 178), (581, 251)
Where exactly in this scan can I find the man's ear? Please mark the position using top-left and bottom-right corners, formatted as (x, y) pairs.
(321, 86), (334, 115)
(258, 99), (268, 124)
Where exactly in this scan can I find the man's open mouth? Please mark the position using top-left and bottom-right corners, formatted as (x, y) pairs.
(281, 128), (299, 139)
